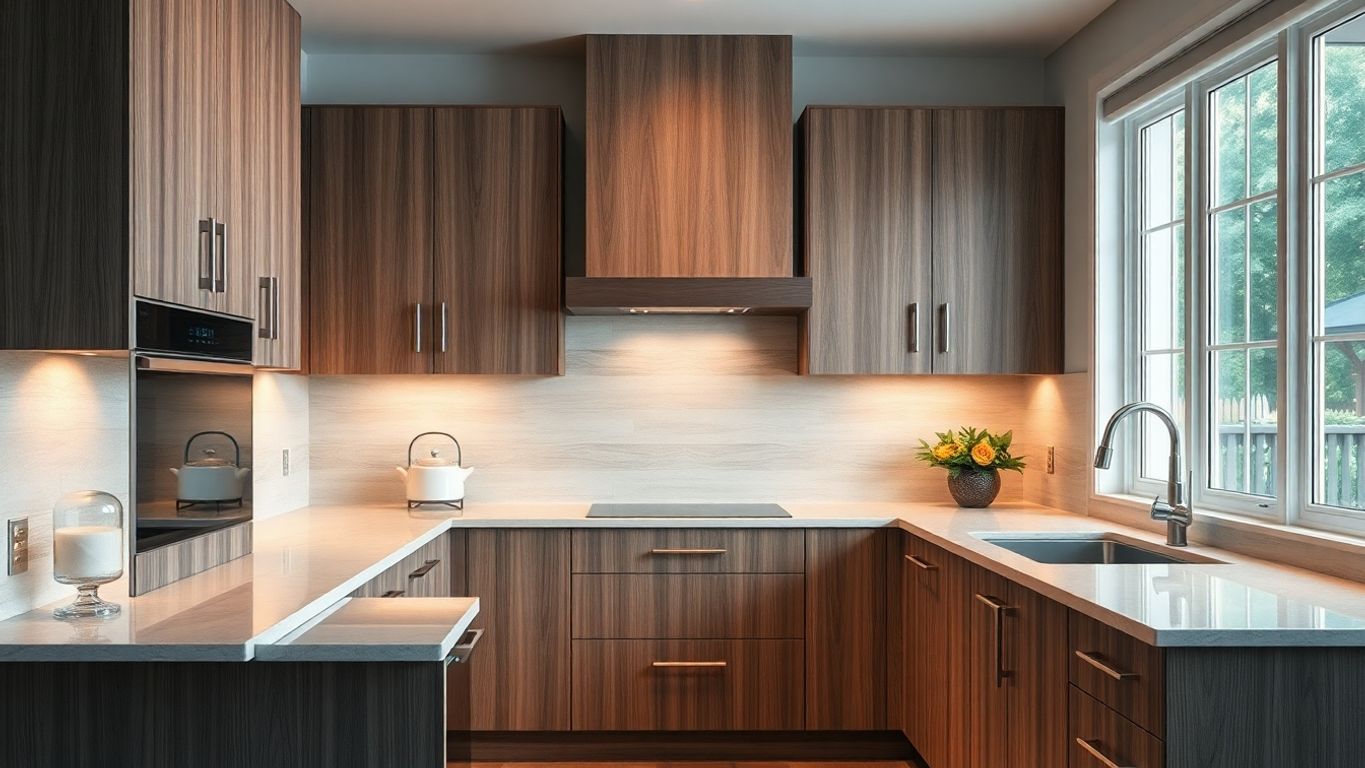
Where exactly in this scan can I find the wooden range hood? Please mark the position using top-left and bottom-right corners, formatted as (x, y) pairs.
(567, 34), (811, 316)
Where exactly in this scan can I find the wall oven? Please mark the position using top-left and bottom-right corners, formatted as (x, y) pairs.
(131, 301), (254, 594)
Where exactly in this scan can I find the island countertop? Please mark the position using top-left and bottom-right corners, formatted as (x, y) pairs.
(0, 500), (1362, 659)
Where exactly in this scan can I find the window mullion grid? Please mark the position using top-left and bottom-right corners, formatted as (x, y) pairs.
(1284, 25), (1306, 524)
(1188, 81), (1207, 508)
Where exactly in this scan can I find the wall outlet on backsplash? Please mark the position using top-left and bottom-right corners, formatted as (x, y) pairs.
(282, 449), (290, 477)
(7, 518), (29, 576)
(1046, 446), (1055, 475)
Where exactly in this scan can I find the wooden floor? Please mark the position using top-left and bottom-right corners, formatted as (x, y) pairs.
(471, 763), (917, 768)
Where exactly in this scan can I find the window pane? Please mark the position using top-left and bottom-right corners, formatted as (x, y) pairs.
(1248, 63), (1278, 197)
(1142, 352), (1185, 481)
(1214, 206), (1247, 344)
(1320, 15), (1365, 174)
(1213, 76), (1248, 206)
(1143, 114), (1179, 228)
(1321, 170), (1365, 322)
(1317, 340), (1365, 509)
(1143, 228), (1175, 350)
(1173, 111), (1186, 218)
(1212, 349), (1248, 492)
(1249, 198), (1278, 342)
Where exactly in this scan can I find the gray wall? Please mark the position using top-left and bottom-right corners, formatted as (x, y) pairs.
(302, 51), (1048, 275)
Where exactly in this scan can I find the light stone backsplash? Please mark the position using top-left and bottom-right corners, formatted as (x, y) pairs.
(253, 372), (310, 520)
(310, 316), (1082, 507)
(0, 352), (130, 620)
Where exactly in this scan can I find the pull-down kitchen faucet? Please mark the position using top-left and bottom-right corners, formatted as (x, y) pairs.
(1094, 402), (1193, 547)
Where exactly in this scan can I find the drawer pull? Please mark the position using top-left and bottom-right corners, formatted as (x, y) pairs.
(651, 660), (727, 668)
(1075, 737), (1134, 768)
(974, 593), (1014, 688)
(380, 589), (405, 598)
(408, 559), (440, 579)
(649, 548), (727, 555)
(1075, 650), (1139, 681)
(905, 554), (937, 570)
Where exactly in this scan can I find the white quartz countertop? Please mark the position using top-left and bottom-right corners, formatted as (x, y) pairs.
(0, 500), (1362, 659)
(256, 597), (479, 662)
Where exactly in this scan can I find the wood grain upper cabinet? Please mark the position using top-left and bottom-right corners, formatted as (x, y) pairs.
(800, 106), (1063, 376)
(802, 108), (933, 374)
(586, 35), (793, 277)
(305, 107), (434, 375)
(306, 105), (563, 375)
(432, 107), (563, 374)
(932, 108), (1063, 374)
(130, 0), (217, 313)
(253, 0), (301, 368)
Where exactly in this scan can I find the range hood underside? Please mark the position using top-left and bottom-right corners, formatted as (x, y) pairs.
(564, 277), (813, 316)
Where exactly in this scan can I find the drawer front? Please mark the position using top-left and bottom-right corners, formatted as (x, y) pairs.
(571, 529), (805, 573)
(571, 639), (804, 730)
(572, 574), (804, 639)
(349, 534), (452, 599)
(402, 535), (451, 598)
(1069, 611), (1165, 737)
(1070, 686), (1164, 768)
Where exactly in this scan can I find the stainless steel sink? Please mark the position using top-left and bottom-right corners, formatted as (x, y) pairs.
(976, 533), (1222, 565)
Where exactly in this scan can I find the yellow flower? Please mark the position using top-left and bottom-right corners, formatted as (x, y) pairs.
(970, 440), (997, 466)
(932, 442), (961, 461)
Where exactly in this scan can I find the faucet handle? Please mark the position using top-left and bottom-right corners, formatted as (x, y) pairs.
(1151, 496), (1193, 526)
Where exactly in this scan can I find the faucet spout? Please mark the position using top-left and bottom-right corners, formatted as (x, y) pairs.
(1094, 402), (1192, 547)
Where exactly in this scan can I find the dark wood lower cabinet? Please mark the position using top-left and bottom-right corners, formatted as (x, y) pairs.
(463, 528), (571, 731)
(0, 661), (450, 768)
(1070, 686), (1165, 768)
(570, 639), (804, 730)
(806, 528), (887, 730)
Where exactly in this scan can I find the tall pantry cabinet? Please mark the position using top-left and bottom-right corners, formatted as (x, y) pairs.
(2, 0), (302, 367)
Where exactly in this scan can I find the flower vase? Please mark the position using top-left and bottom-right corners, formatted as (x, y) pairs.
(947, 469), (1001, 508)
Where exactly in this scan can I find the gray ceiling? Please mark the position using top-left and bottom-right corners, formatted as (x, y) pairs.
(293, 0), (1119, 57)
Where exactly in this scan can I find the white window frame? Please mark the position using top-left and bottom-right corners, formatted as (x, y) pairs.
(1113, 0), (1365, 537)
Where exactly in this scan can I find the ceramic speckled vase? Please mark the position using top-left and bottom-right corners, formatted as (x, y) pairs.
(947, 469), (1001, 508)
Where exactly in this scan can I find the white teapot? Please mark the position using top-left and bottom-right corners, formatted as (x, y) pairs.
(396, 432), (473, 509)
(170, 431), (251, 502)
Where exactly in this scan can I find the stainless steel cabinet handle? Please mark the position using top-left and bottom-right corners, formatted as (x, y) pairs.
(651, 661), (727, 668)
(1074, 738), (1134, 768)
(940, 303), (951, 353)
(258, 277), (273, 339)
(447, 627), (484, 664)
(380, 589), (405, 598)
(271, 277), (280, 340)
(1074, 650), (1139, 681)
(213, 220), (227, 293)
(407, 559), (440, 579)
(198, 219), (215, 290)
(905, 554), (937, 570)
(975, 593), (1013, 687)
(908, 302), (919, 353)
(439, 301), (448, 353)
(414, 303), (423, 352)
(649, 548), (727, 555)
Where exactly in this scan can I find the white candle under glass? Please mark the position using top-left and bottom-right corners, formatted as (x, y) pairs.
(53, 525), (123, 581)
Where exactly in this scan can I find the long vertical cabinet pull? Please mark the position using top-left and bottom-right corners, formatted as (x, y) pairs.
(414, 303), (424, 352)
(908, 302), (919, 353)
(939, 303), (951, 353)
(198, 219), (216, 290)
(257, 277), (281, 341)
(974, 593), (1013, 687)
(258, 278), (273, 339)
(213, 220), (228, 293)
(439, 301), (448, 353)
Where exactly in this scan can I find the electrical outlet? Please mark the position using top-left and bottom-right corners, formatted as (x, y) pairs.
(282, 448), (290, 477)
(8, 517), (29, 576)
(1046, 446), (1056, 475)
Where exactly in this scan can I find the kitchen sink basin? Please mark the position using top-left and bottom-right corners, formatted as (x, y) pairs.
(976, 533), (1222, 565)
